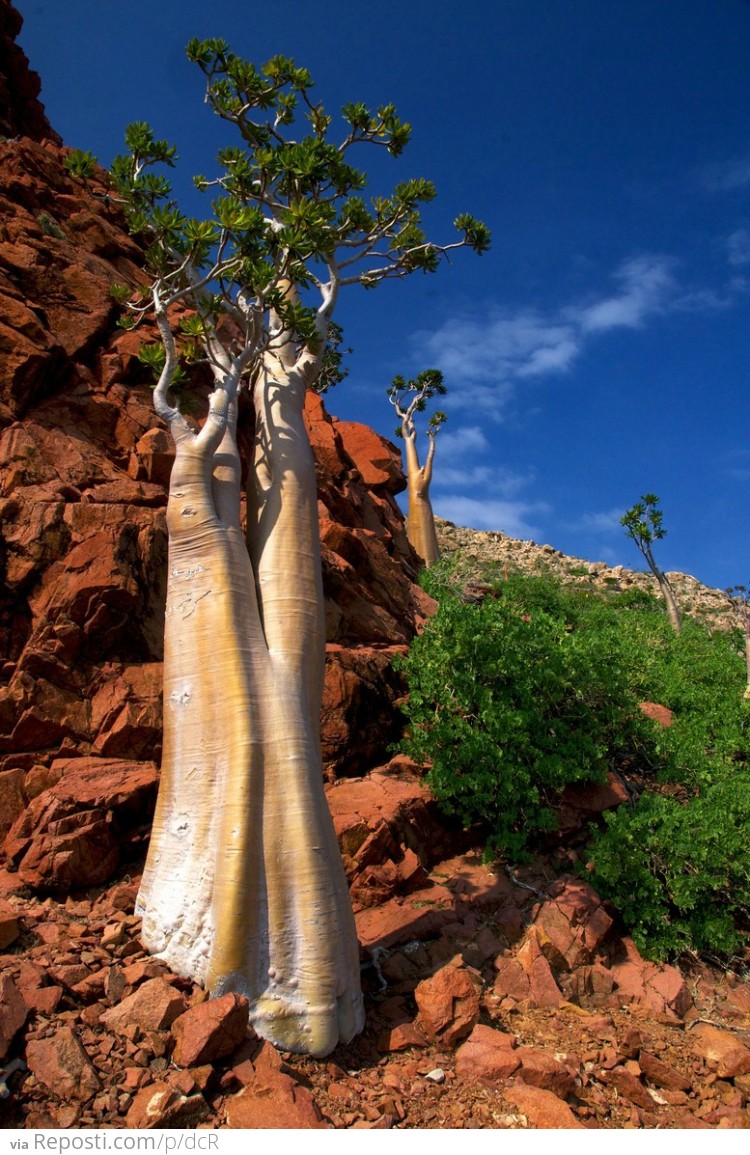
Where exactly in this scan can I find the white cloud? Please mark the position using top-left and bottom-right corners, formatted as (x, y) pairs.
(437, 424), (490, 461)
(433, 495), (548, 539)
(575, 256), (675, 333)
(727, 228), (750, 267)
(564, 508), (624, 534)
(700, 153), (750, 192)
(412, 254), (681, 421)
(434, 461), (534, 498)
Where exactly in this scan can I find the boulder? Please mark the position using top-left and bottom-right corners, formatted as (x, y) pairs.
(494, 930), (564, 1008)
(171, 993), (249, 1067)
(125, 1081), (210, 1129)
(414, 962), (482, 1047)
(25, 1026), (101, 1101)
(0, 895), (19, 948)
(456, 1024), (520, 1082)
(532, 877), (614, 970)
(690, 1023), (750, 1078)
(0, 972), (26, 1060)
(223, 1042), (326, 1129)
(100, 977), (188, 1035)
(503, 1082), (583, 1129)
(4, 757), (158, 888)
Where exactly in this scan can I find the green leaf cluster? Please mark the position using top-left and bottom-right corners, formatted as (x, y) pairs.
(396, 566), (750, 957)
(90, 39), (489, 374)
(395, 571), (651, 858)
(588, 776), (750, 959)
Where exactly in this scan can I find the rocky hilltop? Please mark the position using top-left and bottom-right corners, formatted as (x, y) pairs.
(2, 2), (750, 1131)
(436, 519), (735, 630)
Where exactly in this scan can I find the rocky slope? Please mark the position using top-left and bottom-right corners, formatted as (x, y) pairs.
(436, 519), (736, 631)
(2, 1), (750, 1129)
(3, 759), (750, 1130)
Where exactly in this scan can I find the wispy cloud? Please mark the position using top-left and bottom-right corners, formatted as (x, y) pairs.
(435, 462), (534, 497)
(412, 254), (684, 421)
(437, 424), (490, 461)
(575, 256), (676, 333)
(433, 495), (548, 539)
(700, 152), (750, 192)
(727, 228), (750, 267)
(564, 508), (624, 534)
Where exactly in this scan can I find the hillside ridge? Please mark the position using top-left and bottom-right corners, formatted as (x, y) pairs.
(436, 518), (735, 631)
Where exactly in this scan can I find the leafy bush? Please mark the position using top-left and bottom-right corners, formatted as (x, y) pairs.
(395, 569), (654, 857)
(587, 774), (750, 958)
(396, 563), (750, 957)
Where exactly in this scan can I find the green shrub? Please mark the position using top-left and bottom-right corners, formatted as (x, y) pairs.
(587, 773), (750, 958)
(395, 570), (653, 858)
(397, 564), (750, 957)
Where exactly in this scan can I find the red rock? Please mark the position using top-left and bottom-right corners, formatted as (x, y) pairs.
(609, 937), (692, 1018)
(378, 1021), (428, 1052)
(355, 885), (455, 951)
(0, 768), (25, 840)
(100, 977), (188, 1035)
(125, 1081), (210, 1128)
(224, 1042), (326, 1128)
(0, 972), (27, 1060)
(639, 701), (673, 727)
(503, 1082), (584, 1129)
(557, 771), (629, 833)
(455, 1024), (520, 1082)
(515, 1046), (577, 1096)
(690, 1023), (750, 1078)
(0, 2), (62, 142)
(600, 1066), (655, 1110)
(171, 993), (249, 1067)
(414, 963), (481, 1046)
(646, 964), (692, 1018)
(25, 1025), (101, 1101)
(0, 896), (19, 948)
(569, 962), (614, 1006)
(4, 757), (158, 888)
(532, 877), (613, 970)
(321, 646), (407, 776)
(638, 1049), (692, 1092)
(493, 929), (564, 1008)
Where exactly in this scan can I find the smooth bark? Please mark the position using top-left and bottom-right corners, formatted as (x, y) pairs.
(137, 349), (364, 1057)
(403, 429), (440, 567)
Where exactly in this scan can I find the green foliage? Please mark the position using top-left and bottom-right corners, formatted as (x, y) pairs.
(388, 369), (448, 440)
(36, 213), (65, 240)
(587, 776), (750, 959)
(621, 493), (666, 551)
(63, 149), (97, 181)
(395, 570), (651, 858)
(396, 565), (750, 958)
(66, 41), (488, 409)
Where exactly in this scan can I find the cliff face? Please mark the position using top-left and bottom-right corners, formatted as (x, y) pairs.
(0, 1), (429, 885)
(0, 1), (60, 143)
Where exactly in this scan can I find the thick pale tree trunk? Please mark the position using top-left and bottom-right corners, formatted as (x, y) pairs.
(136, 359), (364, 1058)
(654, 570), (682, 635)
(404, 431), (439, 568)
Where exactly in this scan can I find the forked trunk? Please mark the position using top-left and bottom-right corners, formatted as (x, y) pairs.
(137, 365), (364, 1057)
(404, 435), (440, 567)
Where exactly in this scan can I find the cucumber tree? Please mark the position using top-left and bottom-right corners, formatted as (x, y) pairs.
(387, 369), (447, 567)
(68, 40), (488, 1056)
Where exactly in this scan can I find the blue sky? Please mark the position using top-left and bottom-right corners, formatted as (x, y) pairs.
(16, 0), (750, 590)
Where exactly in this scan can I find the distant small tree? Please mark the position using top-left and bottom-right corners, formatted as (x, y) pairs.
(621, 495), (681, 633)
(387, 369), (446, 566)
(726, 585), (750, 700)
